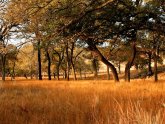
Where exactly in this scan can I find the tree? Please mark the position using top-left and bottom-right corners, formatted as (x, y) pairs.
(5, 0), (49, 80)
(6, 0), (165, 83)
(53, 45), (65, 80)
(0, 21), (18, 81)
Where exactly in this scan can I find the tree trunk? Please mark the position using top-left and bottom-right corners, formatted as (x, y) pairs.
(35, 62), (38, 79)
(70, 42), (77, 80)
(86, 40), (119, 82)
(118, 61), (121, 74)
(30, 64), (33, 79)
(66, 41), (70, 81)
(154, 48), (158, 82)
(125, 42), (136, 82)
(12, 61), (16, 80)
(64, 70), (67, 79)
(147, 52), (153, 76)
(79, 68), (82, 79)
(101, 56), (119, 82)
(55, 58), (63, 81)
(107, 66), (110, 80)
(38, 41), (42, 80)
(84, 72), (86, 79)
(125, 65), (131, 82)
(53, 72), (56, 79)
(56, 65), (60, 80)
(92, 58), (98, 79)
(46, 50), (51, 80)
(53, 49), (65, 80)
(1, 55), (6, 81)
(71, 63), (77, 80)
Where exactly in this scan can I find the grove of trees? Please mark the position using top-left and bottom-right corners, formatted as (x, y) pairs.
(0, 0), (165, 82)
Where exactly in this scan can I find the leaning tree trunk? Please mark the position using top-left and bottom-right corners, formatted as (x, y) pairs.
(46, 50), (51, 80)
(125, 42), (136, 82)
(37, 41), (42, 80)
(1, 55), (6, 81)
(86, 40), (119, 82)
(99, 52), (119, 82)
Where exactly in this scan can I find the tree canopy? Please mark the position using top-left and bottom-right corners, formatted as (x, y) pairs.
(0, 0), (164, 82)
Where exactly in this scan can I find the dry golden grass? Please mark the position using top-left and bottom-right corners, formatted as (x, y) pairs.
(0, 79), (165, 124)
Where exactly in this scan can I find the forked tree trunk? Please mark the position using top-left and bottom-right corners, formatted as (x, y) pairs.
(125, 42), (136, 82)
(38, 41), (42, 80)
(86, 40), (119, 82)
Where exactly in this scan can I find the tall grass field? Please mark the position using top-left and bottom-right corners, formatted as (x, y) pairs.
(0, 79), (165, 124)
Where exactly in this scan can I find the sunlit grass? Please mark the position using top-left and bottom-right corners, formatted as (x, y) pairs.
(0, 79), (165, 124)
